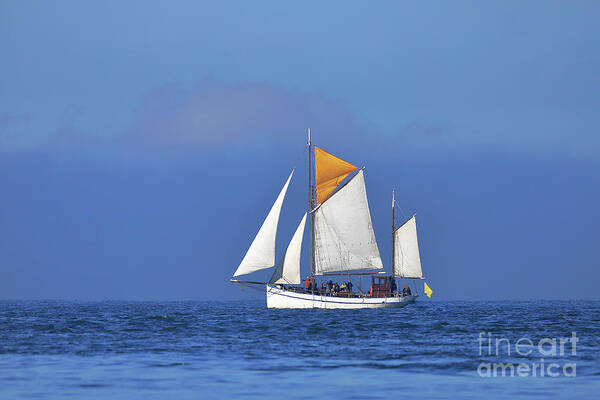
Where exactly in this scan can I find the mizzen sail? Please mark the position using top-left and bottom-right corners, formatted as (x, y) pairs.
(269, 213), (307, 285)
(233, 170), (294, 277)
(393, 215), (423, 278)
(314, 169), (383, 274)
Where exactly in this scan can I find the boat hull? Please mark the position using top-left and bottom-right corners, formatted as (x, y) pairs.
(266, 285), (417, 309)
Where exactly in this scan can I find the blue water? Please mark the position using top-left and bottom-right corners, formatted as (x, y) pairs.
(1, 300), (598, 399)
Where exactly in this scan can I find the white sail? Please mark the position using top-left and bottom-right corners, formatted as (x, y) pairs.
(393, 215), (423, 278)
(269, 213), (307, 284)
(314, 169), (383, 274)
(233, 170), (294, 277)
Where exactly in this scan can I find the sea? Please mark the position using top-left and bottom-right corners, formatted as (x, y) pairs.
(0, 300), (598, 399)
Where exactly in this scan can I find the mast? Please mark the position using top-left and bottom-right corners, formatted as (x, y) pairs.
(392, 190), (395, 277)
(308, 128), (315, 279)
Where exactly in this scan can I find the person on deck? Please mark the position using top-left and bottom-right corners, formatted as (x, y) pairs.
(390, 278), (397, 295)
(403, 285), (412, 296)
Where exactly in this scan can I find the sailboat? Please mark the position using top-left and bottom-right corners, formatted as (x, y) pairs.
(230, 130), (425, 309)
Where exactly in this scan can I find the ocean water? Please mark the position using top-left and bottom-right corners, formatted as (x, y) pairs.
(0, 300), (598, 399)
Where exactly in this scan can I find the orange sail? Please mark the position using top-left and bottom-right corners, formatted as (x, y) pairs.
(314, 146), (357, 204)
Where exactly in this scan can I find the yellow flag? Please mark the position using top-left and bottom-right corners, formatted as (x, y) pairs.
(424, 282), (433, 298)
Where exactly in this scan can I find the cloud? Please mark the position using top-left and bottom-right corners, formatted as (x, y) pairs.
(1, 79), (373, 159)
(8, 78), (592, 163)
(119, 79), (367, 154)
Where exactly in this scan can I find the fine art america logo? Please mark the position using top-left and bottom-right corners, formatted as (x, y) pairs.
(477, 332), (578, 377)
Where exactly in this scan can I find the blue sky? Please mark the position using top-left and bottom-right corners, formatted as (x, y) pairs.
(1, 1), (599, 300)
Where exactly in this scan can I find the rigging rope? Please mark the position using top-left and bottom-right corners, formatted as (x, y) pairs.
(233, 281), (265, 299)
(291, 142), (309, 171)
(393, 198), (409, 222)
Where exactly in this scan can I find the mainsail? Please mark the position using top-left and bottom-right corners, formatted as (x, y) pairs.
(314, 146), (357, 204)
(393, 215), (423, 278)
(313, 169), (383, 274)
(269, 213), (307, 284)
(233, 170), (294, 277)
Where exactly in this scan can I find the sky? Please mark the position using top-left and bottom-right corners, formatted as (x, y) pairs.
(1, 1), (599, 300)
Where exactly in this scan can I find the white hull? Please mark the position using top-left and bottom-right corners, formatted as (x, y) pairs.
(266, 285), (417, 309)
